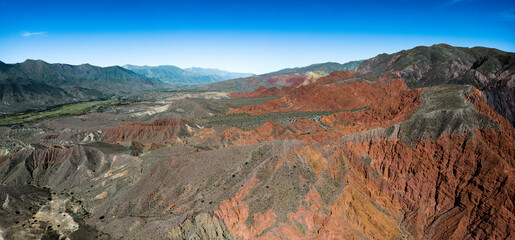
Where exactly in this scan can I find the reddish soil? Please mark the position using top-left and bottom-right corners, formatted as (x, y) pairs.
(102, 118), (195, 144)
(221, 119), (343, 145)
(320, 85), (420, 134)
(229, 78), (415, 115)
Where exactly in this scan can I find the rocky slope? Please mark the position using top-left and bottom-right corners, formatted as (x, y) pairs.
(102, 118), (198, 144)
(355, 44), (515, 125)
(228, 70), (356, 98)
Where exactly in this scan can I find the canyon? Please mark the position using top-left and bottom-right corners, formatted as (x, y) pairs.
(0, 44), (513, 240)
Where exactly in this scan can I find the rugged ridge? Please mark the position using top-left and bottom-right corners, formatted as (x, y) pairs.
(355, 44), (515, 125)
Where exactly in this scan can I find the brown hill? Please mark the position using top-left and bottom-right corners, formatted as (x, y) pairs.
(102, 118), (197, 144)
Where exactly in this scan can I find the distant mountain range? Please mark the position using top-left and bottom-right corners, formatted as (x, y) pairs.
(185, 60), (363, 92)
(122, 65), (252, 86)
(0, 60), (167, 114)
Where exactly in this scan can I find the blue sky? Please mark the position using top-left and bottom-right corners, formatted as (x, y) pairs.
(0, 0), (514, 73)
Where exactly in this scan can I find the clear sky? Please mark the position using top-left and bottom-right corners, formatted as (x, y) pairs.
(0, 0), (514, 74)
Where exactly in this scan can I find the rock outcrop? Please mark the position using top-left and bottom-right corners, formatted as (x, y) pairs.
(169, 213), (234, 240)
(102, 118), (198, 144)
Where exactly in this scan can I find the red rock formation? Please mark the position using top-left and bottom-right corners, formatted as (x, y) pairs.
(338, 89), (515, 239)
(214, 126), (513, 240)
(102, 118), (196, 144)
(214, 177), (276, 239)
(231, 71), (356, 99)
(229, 78), (416, 115)
(345, 129), (514, 239)
(321, 86), (420, 134)
(221, 119), (343, 145)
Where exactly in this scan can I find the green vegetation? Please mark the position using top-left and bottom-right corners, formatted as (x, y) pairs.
(82, 142), (130, 154)
(385, 125), (395, 137)
(0, 98), (132, 126)
(296, 221), (306, 235)
(214, 96), (280, 109)
(362, 156), (372, 165)
(186, 96), (280, 116)
(197, 110), (341, 130)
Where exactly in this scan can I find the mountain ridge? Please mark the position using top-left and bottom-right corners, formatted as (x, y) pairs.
(123, 64), (252, 86)
(0, 60), (167, 114)
(184, 60), (364, 92)
(354, 43), (515, 125)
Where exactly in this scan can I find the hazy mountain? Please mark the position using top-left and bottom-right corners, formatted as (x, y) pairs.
(185, 60), (363, 92)
(271, 61), (362, 76)
(184, 67), (252, 80)
(123, 65), (252, 86)
(0, 60), (166, 114)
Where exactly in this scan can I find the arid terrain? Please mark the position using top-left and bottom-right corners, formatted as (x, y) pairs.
(0, 44), (514, 240)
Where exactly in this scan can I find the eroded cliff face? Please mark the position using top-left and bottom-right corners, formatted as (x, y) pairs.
(346, 130), (514, 239)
